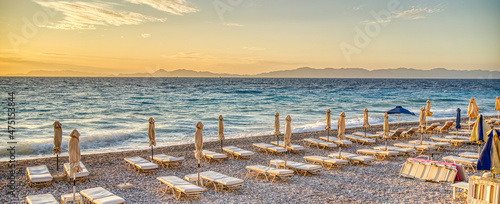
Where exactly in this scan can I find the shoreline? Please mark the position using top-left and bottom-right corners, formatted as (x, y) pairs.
(1, 116), (497, 203)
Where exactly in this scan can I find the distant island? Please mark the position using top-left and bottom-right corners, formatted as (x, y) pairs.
(6, 67), (500, 78)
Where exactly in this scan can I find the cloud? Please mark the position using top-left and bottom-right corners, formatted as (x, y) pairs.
(33, 0), (166, 30)
(161, 52), (211, 60)
(141, 33), (151, 38)
(222, 22), (243, 27)
(124, 0), (198, 15)
(241, 46), (265, 51)
(353, 5), (365, 11)
(362, 7), (441, 24)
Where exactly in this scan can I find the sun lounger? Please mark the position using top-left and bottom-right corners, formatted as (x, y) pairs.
(459, 152), (479, 159)
(372, 146), (416, 156)
(377, 128), (405, 140)
(345, 134), (375, 145)
(394, 143), (438, 152)
(318, 137), (353, 147)
(468, 176), (500, 204)
(80, 187), (125, 204)
(328, 152), (376, 165)
(442, 156), (477, 170)
(445, 135), (470, 140)
(157, 176), (207, 200)
(186, 171), (244, 191)
(26, 165), (53, 187)
(253, 143), (286, 154)
(124, 156), (158, 172)
(26, 194), (58, 204)
(64, 161), (90, 181)
(424, 123), (441, 133)
(400, 158), (457, 183)
(352, 132), (382, 140)
(200, 150), (228, 163)
(437, 121), (454, 133)
(356, 149), (399, 160)
(271, 141), (305, 153)
(245, 165), (294, 182)
(408, 140), (450, 151)
(223, 146), (254, 159)
(151, 154), (184, 168)
(453, 131), (472, 136)
(280, 161), (322, 176)
(430, 136), (469, 146)
(303, 156), (348, 169)
(303, 138), (337, 149)
(402, 127), (419, 138)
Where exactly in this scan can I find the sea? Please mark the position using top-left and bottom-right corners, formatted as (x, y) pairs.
(1, 77), (499, 161)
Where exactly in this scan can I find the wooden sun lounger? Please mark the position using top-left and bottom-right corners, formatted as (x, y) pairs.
(280, 161), (322, 176)
(151, 154), (184, 168)
(223, 146), (254, 159)
(245, 165), (294, 182)
(201, 150), (228, 163)
(64, 161), (90, 181)
(271, 141), (305, 153)
(468, 176), (500, 203)
(303, 138), (337, 149)
(459, 152), (479, 159)
(328, 152), (376, 165)
(124, 156), (158, 172)
(445, 135), (470, 140)
(303, 156), (348, 169)
(394, 143), (438, 152)
(157, 176), (207, 200)
(345, 134), (375, 145)
(400, 159), (457, 183)
(442, 156), (477, 170)
(253, 143), (286, 154)
(402, 127), (419, 138)
(408, 140), (450, 151)
(437, 121), (454, 133)
(185, 171), (244, 191)
(26, 165), (53, 187)
(356, 149), (399, 160)
(80, 187), (125, 204)
(319, 137), (353, 147)
(352, 132), (382, 139)
(26, 194), (58, 204)
(420, 123), (441, 133)
(372, 146), (416, 157)
(377, 128), (405, 140)
(430, 136), (469, 146)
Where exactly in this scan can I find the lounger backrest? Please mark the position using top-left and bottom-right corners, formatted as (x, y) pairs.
(392, 128), (406, 137)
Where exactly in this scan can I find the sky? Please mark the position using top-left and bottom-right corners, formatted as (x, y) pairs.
(0, 0), (499, 76)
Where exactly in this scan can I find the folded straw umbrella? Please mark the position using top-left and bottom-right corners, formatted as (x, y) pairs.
(52, 121), (62, 173)
(68, 129), (82, 203)
(194, 121), (203, 186)
(383, 112), (389, 150)
(470, 115), (491, 155)
(455, 108), (462, 137)
(338, 112), (346, 157)
(477, 129), (500, 177)
(148, 117), (156, 161)
(274, 112), (280, 145)
(495, 97), (500, 119)
(425, 100), (433, 127)
(283, 115), (292, 166)
(362, 108), (370, 137)
(419, 107), (426, 144)
(468, 97), (479, 126)
(218, 115), (224, 152)
(325, 109), (331, 141)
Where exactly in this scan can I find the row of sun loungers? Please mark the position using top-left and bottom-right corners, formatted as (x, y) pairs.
(27, 187), (125, 204)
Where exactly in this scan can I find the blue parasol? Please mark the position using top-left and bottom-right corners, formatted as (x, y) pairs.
(386, 106), (415, 127)
(477, 129), (500, 174)
(455, 108), (461, 130)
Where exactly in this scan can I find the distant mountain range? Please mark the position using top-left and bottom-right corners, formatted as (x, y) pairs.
(7, 67), (500, 78)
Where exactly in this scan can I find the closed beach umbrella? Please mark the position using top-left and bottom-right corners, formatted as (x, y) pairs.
(470, 115), (492, 154)
(477, 129), (500, 175)
(68, 129), (82, 202)
(419, 107), (426, 144)
(495, 97), (500, 119)
(148, 117), (156, 160)
(284, 115), (292, 166)
(194, 121), (203, 185)
(455, 108), (461, 136)
(52, 121), (62, 172)
(386, 106), (415, 127)
(338, 112), (346, 157)
(425, 100), (433, 127)
(325, 109), (331, 141)
(274, 112), (280, 144)
(218, 115), (224, 152)
(383, 112), (389, 150)
(363, 108), (370, 137)
(468, 97), (479, 121)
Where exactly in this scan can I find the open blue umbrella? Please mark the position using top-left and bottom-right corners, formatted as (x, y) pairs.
(477, 129), (500, 175)
(386, 106), (415, 127)
(455, 108), (461, 136)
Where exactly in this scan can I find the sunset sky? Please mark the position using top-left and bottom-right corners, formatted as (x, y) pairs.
(0, 0), (499, 76)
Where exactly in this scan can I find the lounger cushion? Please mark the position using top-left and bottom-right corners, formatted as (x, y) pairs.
(124, 157), (158, 170)
(442, 156), (477, 165)
(27, 165), (53, 183)
(305, 138), (337, 148)
(352, 132), (381, 138)
(201, 171), (244, 186)
(81, 187), (125, 204)
(246, 165), (293, 176)
(64, 162), (90, 178)
(223, 146), (254, 157)
(304, 156), (349, 165)
(253, 143), (287, 153)
(94, 195), (126, 204)
(286, 161), (322, 171)
(26, 194), (58, 204)
(459, 152), (479, 159)
(151, 154), (184, 162)
(158, 176), (206, 193)
(202, 150), (228, 159)
(271, 141), (305, 151)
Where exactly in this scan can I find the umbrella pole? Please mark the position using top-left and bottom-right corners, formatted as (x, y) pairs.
(338, 136), (342, 158)
(151, 146), (154, 161)
(420, 132), (423, 145)
(56, 154), (59, 172)
(364, 127), (366, 138)
(220, 140), (223, 153)
(73, 173), (76, 202)
(285, 151), (288, 167)
(327, 130), (330, 142)
(197, 160), (200, 186)
(397, 114), (400, 128)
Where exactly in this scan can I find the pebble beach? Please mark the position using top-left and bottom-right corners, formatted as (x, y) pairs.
(1, 118), (496, 204)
